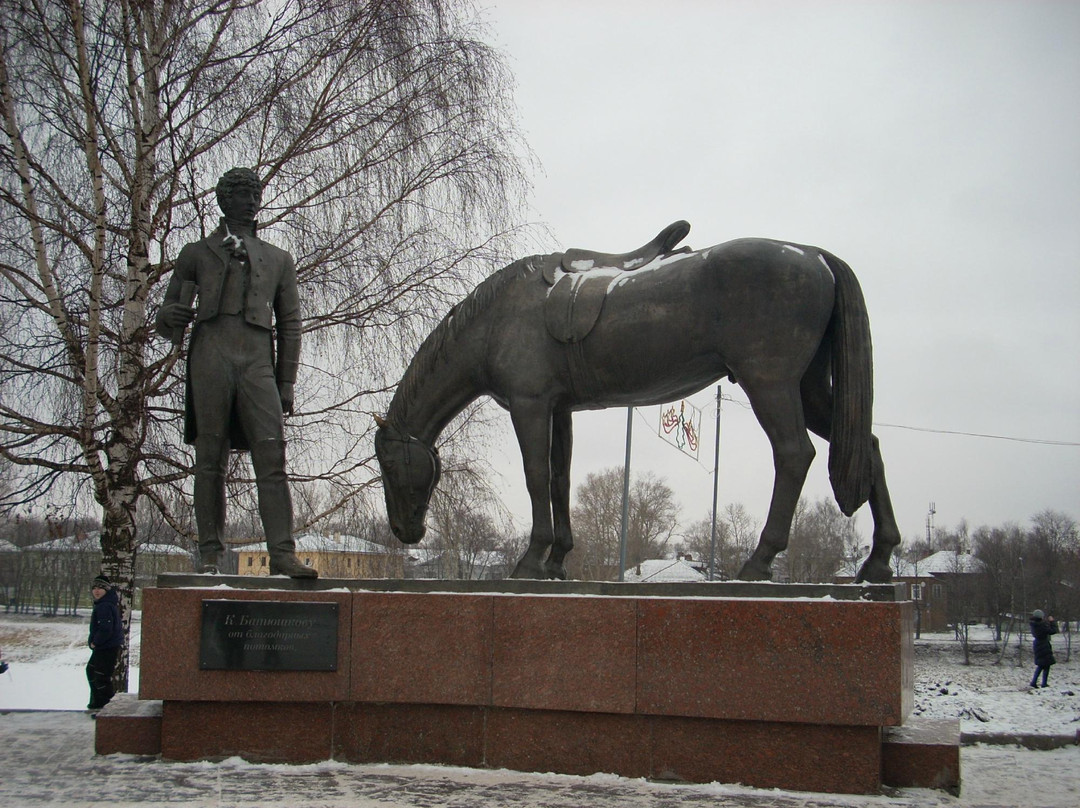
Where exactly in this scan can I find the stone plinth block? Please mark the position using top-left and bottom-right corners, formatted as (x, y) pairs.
(139, 587), (352, 703)
(492, 595), (638, 714)
(94, 694), (162, 756)
(882, 718), (961, 794)
(335, 702), (486, 768)
(486, 708), (651, 778)
(351, 592), (493, 705)
(652, 716), (881, 793)
(637, 598), (913, 726)
(161, 701), (333, 763)
(126, 578), (922, 795)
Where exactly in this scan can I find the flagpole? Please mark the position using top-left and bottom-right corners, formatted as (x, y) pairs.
(618, 406), (633, 582)
(708, 384), (721, 581)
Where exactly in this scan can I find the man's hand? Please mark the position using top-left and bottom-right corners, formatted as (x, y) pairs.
(159, 302), (195, 330)
(278, 381), (294, 415)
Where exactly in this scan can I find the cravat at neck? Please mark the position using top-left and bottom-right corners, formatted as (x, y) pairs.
(219, 216), (257, 237)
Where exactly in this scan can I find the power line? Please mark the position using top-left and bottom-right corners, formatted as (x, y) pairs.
(872, 423), (1079, 447)
(632, 403), (1079, 448)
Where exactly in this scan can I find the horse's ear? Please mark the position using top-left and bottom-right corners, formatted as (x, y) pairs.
(373, 414), (388, 429)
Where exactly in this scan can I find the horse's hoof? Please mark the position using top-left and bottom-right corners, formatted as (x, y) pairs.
(855, 558), (893, 584)
(510, 559), (546, 580)
(736, 559), (773, 581)
(544, 561), (567, 580)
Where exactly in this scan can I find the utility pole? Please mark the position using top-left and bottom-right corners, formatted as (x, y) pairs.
(618, 407), (633, 582)
(708, 385), (721, 581)
(1018, 555), (1027, 667)
(926, 502), (936, 548)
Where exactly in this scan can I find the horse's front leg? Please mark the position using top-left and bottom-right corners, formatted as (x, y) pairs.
(544, 408), (573, 580)
(508, 398), (555, 580)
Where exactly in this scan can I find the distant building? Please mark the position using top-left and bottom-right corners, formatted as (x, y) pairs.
(836, 549), (985, 632)
(234, 532), (404, 578)
(133, 543), (194, 587)
(404, 547), (510, 580)
(0, 539), (18, 606)
(4, 532), (194, 611)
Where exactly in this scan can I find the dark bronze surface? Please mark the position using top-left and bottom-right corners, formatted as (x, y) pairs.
(374, 229), (902, 585)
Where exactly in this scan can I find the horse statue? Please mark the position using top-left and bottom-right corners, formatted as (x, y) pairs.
(374, 222), (901, 584)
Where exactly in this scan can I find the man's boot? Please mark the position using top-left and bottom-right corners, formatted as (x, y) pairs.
(194, 434), (229, 574)
(269, 553), (317, 577)
(252, 438), (317, 579)
(197, 552), (221, 575)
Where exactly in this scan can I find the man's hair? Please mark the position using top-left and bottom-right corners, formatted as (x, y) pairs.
(216, 167), (263, 207)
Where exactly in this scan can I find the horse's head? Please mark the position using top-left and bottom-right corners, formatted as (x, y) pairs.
(373, 415), (441, 544)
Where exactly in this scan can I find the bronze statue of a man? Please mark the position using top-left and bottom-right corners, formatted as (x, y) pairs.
(156, 168), (315, 578)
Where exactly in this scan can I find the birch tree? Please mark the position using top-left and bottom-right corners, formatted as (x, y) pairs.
(0, 0), (527, 688)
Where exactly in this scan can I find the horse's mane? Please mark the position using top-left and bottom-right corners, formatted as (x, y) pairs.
(387, 255), (541, 425)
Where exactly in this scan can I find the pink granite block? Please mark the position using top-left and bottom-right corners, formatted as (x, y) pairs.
(350, 592), (493, 705)
(882, 718), (961, 793)
(334, 702), (485, 767)
(139, 588), (351, 703)
(486, 708), (651, 778)
(652, 716), (882, 793)
(492, 595), (637, 714)
(899, 601), (915, 718)
(637, 598), (912, 726)
(94, 694), (162, 756)
(160, 701), (333, 762)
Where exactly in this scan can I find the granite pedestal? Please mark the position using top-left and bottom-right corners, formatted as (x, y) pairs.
(98, 576), (956, 794)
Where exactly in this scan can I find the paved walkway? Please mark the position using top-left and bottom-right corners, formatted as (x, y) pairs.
(1, 711), (1077, 808)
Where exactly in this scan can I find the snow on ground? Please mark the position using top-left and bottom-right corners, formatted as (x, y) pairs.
(911, 624), (1079, 739)
(0, 610), (141, 710)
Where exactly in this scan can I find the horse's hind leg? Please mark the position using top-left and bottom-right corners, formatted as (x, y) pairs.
(509, 398), (556, 580)
(857, 436), (902, 582)
(544, 408), (573, 580)
(737, 382), (816, 581)
(801, 348), (901, 583)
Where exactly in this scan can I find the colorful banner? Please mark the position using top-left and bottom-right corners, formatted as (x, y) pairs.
(658, 399), (702, 459)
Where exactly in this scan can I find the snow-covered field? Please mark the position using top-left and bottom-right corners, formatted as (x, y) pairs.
(912, 626), (1079, 739)
(1, 611), (1076, 739)
(0, 609), (141, 710)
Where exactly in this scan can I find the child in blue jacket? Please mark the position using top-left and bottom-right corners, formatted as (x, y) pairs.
(87, 575), (123, 711)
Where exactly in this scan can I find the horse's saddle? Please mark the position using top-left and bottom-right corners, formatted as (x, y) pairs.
(543, 220), (691, 343)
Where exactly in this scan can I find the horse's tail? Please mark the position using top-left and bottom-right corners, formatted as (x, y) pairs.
(824, 251), (873, 516)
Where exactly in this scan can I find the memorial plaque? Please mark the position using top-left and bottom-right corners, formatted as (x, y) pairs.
(200, 600), (338, 671)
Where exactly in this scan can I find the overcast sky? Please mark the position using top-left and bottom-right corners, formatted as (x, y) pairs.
(472, 0), (1079, 547)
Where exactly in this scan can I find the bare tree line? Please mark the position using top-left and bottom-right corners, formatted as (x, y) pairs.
(944, 511), (1078, 664)
(3, 462), (1075, 642)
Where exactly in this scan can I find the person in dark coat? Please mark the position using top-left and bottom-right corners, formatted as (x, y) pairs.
(1029, 609), (1058, 688)
(87, 575), (123, 711)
